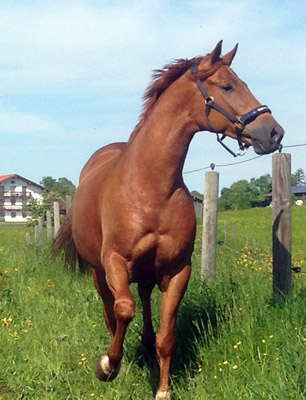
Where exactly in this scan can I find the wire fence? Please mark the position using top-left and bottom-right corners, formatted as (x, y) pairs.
(183, 142), (306, 174)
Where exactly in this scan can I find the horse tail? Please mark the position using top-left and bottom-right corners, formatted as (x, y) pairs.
(53, 212), (88, 274)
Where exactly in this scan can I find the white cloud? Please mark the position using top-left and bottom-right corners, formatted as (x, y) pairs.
(0, 0), (303, 95)
(0, 110), (61, 135)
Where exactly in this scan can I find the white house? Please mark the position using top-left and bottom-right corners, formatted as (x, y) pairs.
(0, 174), (44, 222)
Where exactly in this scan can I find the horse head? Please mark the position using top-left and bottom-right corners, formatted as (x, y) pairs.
(191, 41), (284, 155)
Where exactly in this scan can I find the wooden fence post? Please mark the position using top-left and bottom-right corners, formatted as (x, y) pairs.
(272, 153), (292, 300)
(66, 195), (72, 214)
(25, 232), (31, 246)
(201, 170), (219, 283)
(37, 216), (44, 241)
(53, 201), (60, 238)
(46, 210), (52, 239)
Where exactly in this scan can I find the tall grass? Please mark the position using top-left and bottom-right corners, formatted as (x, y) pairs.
(0, 208), (305, 399)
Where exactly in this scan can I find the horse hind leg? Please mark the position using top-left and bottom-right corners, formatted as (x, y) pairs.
(94, 252), (136, 382)
(92, 268), (120, 381)
(138, 282), (156, 355)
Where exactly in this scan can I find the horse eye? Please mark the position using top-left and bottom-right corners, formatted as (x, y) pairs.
(222, 84), (234, 92)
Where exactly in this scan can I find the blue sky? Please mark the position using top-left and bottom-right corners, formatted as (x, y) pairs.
(1, 0), (306, 192)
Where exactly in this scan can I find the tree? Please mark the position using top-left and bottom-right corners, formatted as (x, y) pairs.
(249, 174), (272, 207)
(291, 168), (306, 186)
(218, 174), (272, 211)
(52, 177), (76, 198)
(40, 176), (56, 189)
(40, 176), (76, 199)
(26, 176), (76, 224)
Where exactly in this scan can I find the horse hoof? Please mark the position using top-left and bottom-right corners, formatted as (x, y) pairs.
(155, 390), (170, 400)
(94, 355), (121, 382)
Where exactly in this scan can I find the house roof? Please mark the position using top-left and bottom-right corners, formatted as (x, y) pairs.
(291, 185), (306, 194)
(0, 174), (45, 190)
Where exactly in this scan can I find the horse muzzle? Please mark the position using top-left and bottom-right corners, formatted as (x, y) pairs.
(248, 122), (284, 155)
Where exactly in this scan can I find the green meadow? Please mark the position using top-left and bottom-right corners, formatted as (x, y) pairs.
(0, 208), (305, 400)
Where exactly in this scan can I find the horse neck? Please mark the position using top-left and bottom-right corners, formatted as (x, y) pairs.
(127, 76), (199, 193)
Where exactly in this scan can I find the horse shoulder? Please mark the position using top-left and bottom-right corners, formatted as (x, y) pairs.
(155, 188), (196, 262)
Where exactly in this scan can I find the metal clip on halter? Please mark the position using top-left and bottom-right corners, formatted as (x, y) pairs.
(216, 133), (246, 158)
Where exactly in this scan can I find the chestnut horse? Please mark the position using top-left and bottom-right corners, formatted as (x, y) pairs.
(54, 41), (284, 399)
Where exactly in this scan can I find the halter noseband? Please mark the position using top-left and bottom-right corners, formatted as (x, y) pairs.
(191, 64), (271, 157)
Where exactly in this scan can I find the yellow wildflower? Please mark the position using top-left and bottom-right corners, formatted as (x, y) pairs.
(47, 279), (55, 288)
(2, 317), (13, 326)
(232, 365), (238, 370)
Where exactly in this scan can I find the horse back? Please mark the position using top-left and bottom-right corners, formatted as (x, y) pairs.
(80, 142), (127, 182)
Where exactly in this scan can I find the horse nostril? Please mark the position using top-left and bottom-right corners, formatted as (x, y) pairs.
(270, 127), (283, 144)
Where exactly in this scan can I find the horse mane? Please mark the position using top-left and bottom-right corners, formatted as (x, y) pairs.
(128, 53), (224, 142)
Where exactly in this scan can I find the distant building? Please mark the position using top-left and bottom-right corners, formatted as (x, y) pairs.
(0, 174), (44, 222)
(266, 185), (306, 206)
(291, 186), (306, 200)
(191, 194), (203, 217)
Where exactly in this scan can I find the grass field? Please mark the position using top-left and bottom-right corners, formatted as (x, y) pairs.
(0, 208), (305, 400)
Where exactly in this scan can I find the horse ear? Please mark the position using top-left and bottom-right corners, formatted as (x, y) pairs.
(208, 40), (223, 64)
(223, 43), (238, 66)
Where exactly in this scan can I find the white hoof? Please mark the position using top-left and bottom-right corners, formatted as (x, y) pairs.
(155, 390), (170, 400)
(100, 355), (112, 375)
(95, 354), (121, 382)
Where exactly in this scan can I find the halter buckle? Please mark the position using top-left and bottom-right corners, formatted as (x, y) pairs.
(205, 96), (215, 106)
(235, 117), (244, 131)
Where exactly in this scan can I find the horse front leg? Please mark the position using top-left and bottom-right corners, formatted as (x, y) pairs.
(94, 252), (136, 382)
(155, 264), (191, 400)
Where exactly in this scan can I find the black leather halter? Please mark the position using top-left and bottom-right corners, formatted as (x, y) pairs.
(191, 64), (271, 157)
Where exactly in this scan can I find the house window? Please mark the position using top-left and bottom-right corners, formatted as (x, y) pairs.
(22, 212), (27, 218)
(11, 212), (16, 218)
(10, 186), (16, 193)
(0, 211), (4, 219)
(0, 186), (4, 194)
(11, 198), (16, 205)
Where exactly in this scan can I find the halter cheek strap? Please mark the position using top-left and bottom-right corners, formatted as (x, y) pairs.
(191, 64), (271, 157)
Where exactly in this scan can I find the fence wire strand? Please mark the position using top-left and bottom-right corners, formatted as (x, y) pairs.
(183, 142), (306, 175)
